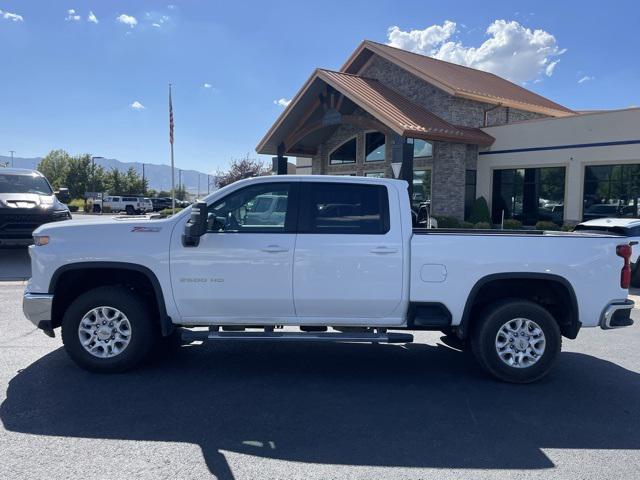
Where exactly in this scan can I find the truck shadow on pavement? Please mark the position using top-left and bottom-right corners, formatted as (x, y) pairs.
(2, 340), (639, 479)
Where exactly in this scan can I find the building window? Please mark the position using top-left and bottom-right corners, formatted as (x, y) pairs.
(412, 169), (432, 210)
(492, 167), (565, 225)
(365, 172), (385, 178)
(408, 138), (433, 158)
(365, 132), (385, 162)
(465, 170), (477, 220)
(583, 164), (640, 220)
(329, 137), (357, 165)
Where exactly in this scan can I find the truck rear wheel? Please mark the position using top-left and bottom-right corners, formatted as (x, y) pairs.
(61, 286), (157, 372)
(470, 299), (561, 383)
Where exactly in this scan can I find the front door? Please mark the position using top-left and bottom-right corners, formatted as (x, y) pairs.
(171, 181), (298, 322)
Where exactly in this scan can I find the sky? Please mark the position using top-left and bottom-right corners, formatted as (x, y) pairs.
(1, 0), (639, 174)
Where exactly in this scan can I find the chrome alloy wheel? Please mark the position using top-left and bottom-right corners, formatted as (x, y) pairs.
(78, 306), (132, 358)
(495, 318), (546, 369)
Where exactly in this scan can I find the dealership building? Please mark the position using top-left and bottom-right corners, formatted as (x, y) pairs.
(257, 40), (640, 225)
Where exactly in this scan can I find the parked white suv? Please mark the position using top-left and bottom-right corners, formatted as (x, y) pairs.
(102, 196), (152, 215)
(23, 176), (635, 383)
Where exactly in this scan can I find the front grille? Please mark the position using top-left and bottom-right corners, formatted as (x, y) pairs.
(0, 212), (59, 237)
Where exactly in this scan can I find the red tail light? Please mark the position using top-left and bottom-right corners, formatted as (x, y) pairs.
(616, 244), (632, 289)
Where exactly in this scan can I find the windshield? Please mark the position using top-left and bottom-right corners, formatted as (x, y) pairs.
(0, 173), (53, 195)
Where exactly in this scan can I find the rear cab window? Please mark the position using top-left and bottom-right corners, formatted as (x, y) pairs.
(299, 182), (390, 234)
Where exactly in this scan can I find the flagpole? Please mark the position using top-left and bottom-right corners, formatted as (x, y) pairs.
(169, 83), (175, 214)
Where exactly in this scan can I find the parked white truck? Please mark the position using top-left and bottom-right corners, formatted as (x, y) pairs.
(23, 176), (635, 382)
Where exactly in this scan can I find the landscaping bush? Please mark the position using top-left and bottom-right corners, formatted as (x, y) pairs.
(68, 205), (79, 212)
(502, 219), (522, 230)
(467, 196), (491, 224)
(462, 221), (474, 228)
(158, 207), (184, 217)
(535, 221), (561, 231)
(433, 215), (461, 228)
(561, 221), (577, 232)
(68, 198), (85, 211)
(473, 222), (491, 229)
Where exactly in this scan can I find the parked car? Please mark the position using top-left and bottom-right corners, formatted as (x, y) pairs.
(574, 217), (640, 286)
(150, 198), (170, 211)
(0, 168), (71, 247)
(102, 196), (151, 215)
(23, 176), (634, 383)
(583, 203), (636, 221)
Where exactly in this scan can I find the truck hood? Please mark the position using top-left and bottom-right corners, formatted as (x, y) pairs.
(33, 214), (179, 235)
(0, 193), (66, 211)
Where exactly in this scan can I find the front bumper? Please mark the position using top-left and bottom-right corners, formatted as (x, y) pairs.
(600, 299), (635, 329)
(23, 291), (55, 337)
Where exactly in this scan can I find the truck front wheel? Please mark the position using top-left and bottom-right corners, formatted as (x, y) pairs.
(61, 286), (157, 372)
(470, 299), (561, 383)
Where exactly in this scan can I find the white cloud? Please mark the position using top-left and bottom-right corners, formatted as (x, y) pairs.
(167, 4), (177, 10)
(116, 14), (138, 28)
(1, 9), (24, 22)
(387, 19), (565, 84)
(578, 75), (594, 84)
(273, 98), (291, 108)
(203, 83), (213, 89)
(66, 9), (81, 22)
(130, 101), (145, 110)
(152, 23), (161, 28)
(87, 11), (98, 24)
(545, 59), (560, 77)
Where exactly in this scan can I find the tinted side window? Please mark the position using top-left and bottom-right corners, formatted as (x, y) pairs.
(301, 183), (389, 234)
(206, 183), (295, 233)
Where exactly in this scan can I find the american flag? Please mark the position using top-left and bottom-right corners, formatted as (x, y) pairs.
(169, 85), (174, 145)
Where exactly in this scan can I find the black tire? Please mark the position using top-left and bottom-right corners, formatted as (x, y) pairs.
(61, 286), (158, 373)
(125, 205), (135, 215)
(470, 299), (561, 383)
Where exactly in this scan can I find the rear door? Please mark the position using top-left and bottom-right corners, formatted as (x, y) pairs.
(293, 182), (403, 320)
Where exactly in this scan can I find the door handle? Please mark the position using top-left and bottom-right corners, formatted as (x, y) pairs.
(261, 245), (289, 253)
(370, 246), (398, 254)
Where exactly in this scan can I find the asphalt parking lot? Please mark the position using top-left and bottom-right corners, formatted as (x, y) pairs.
(1, 269), (639, 480)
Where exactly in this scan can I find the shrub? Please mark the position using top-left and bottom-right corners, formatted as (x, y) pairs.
(535, 221), (561, 231)
(561, 221), (577, 232)
(68, 205), (79, 212)
(69, 198), (85, 209)
(433, 215), (461, 228)
(158, 207), (184, 217)
(462, 221), (474, 228)
(467, 196), (491, 224)
(473, 222), (491, 229)
(502, 219), (523, 230)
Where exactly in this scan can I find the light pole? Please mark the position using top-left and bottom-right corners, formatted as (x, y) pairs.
(91, 156), (104, 213)
(9, 150), (15, 167)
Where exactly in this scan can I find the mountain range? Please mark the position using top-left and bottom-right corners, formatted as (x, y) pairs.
(0, 155), (215, 195)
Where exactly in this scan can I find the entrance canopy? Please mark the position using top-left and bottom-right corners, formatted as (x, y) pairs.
(256, 68), (494, 157)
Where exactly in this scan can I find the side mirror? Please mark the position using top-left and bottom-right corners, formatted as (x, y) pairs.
(182, 201), (208, 247)
(56, 187), (70, 204)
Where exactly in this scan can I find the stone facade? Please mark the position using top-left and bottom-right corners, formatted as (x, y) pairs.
(309, 53), (550, 220)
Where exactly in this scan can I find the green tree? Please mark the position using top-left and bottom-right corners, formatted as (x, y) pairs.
(38, 150), (71, 190)
(105, 168), (124, 195)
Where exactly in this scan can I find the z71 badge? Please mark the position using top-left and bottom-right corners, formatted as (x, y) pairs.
(131, 226), (162, 233)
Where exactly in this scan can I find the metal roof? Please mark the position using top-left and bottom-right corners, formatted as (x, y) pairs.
(342, 41), (575, 117)
(318, 69), (494, 145)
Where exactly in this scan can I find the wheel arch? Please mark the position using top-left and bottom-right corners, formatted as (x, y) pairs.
(49, 262), (173, 336)
(459, 273), (580, 340)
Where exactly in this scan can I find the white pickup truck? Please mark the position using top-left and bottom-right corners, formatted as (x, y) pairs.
(23, 176), (635, 383)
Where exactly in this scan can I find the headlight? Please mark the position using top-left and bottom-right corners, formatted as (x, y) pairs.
(33, 235), (50, 246)
(53, 209), (71, 220)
